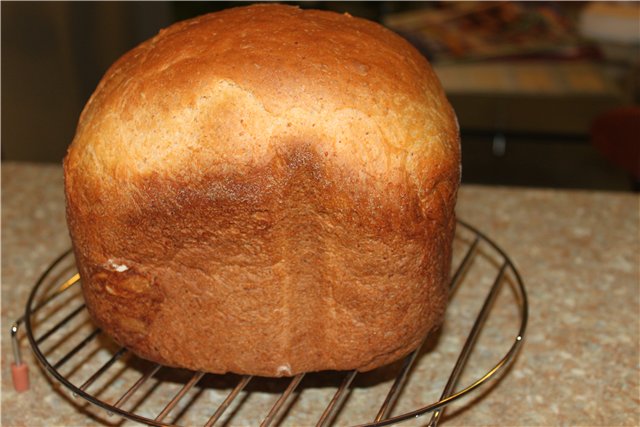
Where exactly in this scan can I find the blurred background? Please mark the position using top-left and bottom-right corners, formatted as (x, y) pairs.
(2, 1), (639, 190)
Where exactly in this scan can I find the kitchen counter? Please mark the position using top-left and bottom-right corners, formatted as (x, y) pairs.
(2, 162), (638, 427)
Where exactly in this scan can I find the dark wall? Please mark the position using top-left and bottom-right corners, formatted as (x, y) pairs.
(2, 2), (172, 163)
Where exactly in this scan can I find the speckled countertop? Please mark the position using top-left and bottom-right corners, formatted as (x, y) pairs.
(2, 162), (639, 427)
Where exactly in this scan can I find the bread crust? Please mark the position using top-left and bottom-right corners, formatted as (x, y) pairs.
(64, 4), (460, 376)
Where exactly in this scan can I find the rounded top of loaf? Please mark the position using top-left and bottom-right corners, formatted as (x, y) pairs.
(65, 3), (459, 194)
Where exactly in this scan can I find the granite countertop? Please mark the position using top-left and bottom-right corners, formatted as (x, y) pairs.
(2, 162), (639, 427)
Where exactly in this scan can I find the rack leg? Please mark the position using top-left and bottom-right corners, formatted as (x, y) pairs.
(11, 362), (30, 392)
(10, 320), (30, 392)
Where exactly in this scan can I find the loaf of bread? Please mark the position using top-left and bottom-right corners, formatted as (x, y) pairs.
(64, 4), (460, 377)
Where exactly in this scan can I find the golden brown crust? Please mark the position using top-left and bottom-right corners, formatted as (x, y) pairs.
(64, 4), (460, 376)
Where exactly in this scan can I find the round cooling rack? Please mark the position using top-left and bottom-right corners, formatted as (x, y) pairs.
(10, 220), (528, 427)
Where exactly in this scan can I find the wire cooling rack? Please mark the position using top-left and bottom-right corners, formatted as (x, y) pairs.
(10, 220), (528, 427)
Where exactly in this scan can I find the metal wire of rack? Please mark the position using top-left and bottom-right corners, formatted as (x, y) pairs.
(10, 220), (528, 427)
